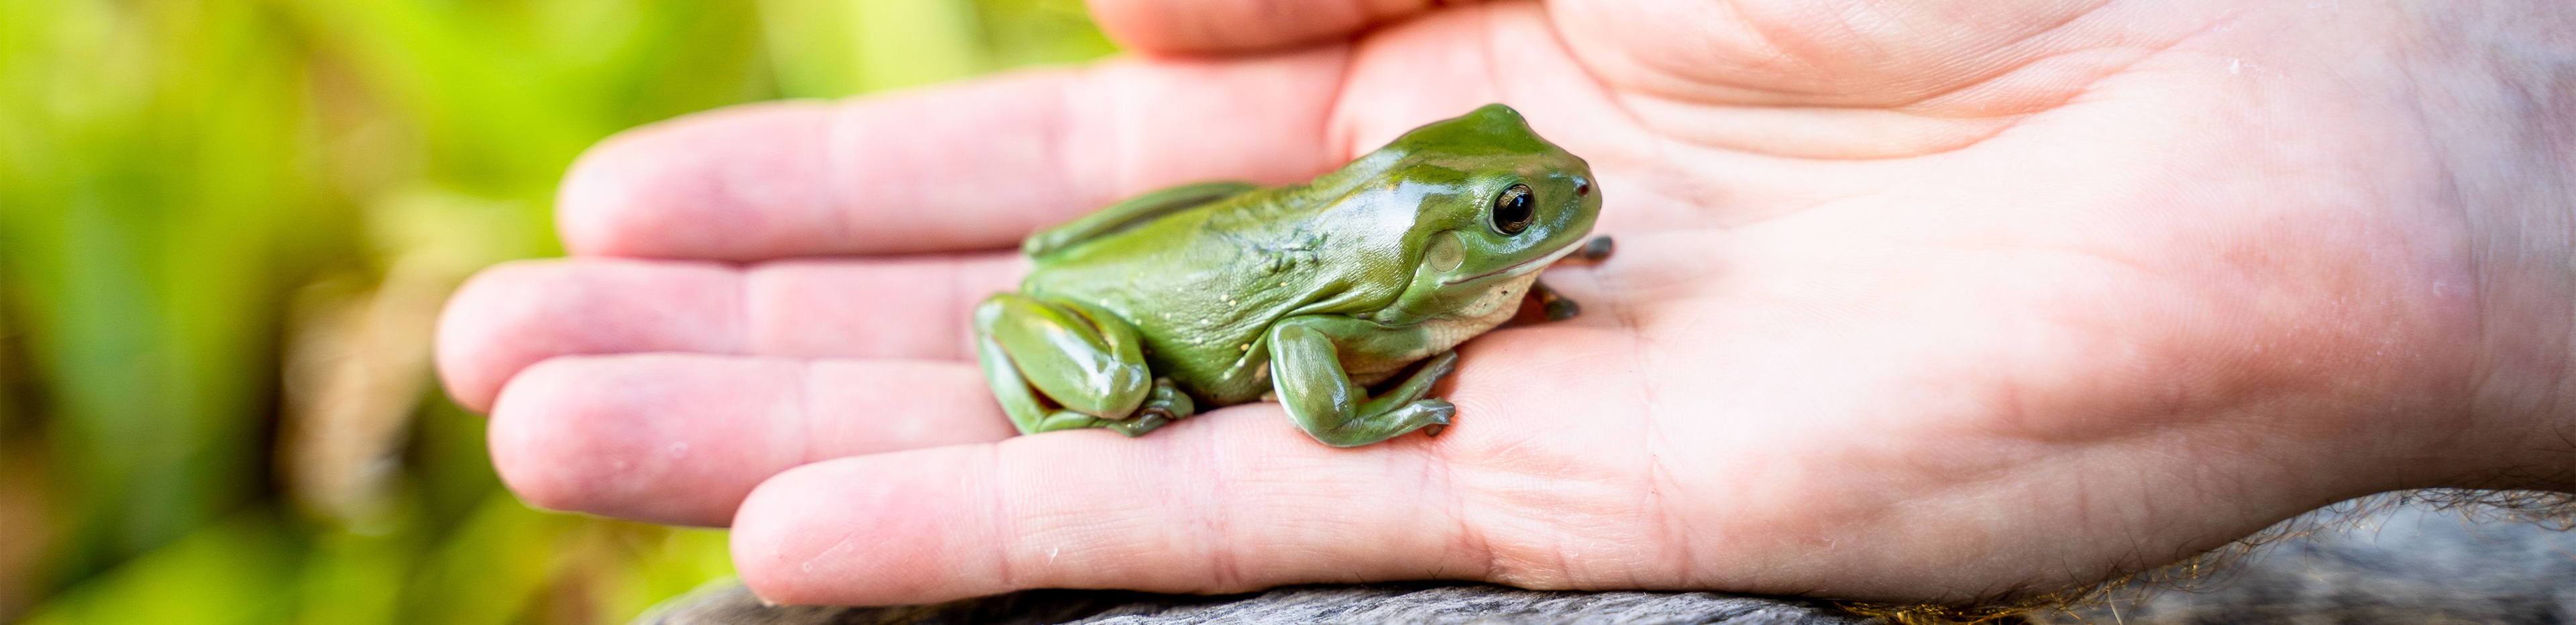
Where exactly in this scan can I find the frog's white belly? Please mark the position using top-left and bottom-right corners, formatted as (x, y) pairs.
(1344, 273), (1536, 385)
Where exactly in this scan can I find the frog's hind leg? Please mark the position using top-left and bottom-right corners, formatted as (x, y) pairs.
(972, 294), (1195, 437)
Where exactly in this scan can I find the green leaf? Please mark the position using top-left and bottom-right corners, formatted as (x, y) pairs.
(16, 512), (303, 625)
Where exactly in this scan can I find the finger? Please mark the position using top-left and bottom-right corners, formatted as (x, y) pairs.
(725, 319), (1679, 605)
(1086, 0), (1446, 54)
(729, 409), (1490, 606)
(433, 254), (1024, 413)
(488, 353), (1011, 527)
(557, 48), (1348, 261)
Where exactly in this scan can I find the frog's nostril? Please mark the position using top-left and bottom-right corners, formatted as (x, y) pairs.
(1574, 178), (1591, 196)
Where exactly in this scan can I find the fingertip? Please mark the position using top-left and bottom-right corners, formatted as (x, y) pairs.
(434, 259), (568, 413)
(488, 355), (802, 526)
(557, 101), (838, 260)
(729, 461), (851, 606)
(430, 258), (745, 413)
(733, 451), (1001, 606)
(486, 357), (625, 516)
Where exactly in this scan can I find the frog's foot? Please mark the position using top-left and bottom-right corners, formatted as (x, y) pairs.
(1534, 279), (1579, 321)
(973, 293), (1161, 436)
(1313, 398), (1455, 448)
(1510, 279), (1582, 325)
(1521, 235), (1605, 323)
(1106, 378), (1196, 437)
(1022, 410), (1114, 433)
(1006, 382), (1195, 437)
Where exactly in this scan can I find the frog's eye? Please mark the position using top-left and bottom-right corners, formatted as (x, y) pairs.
(1491, 183), (1535, 235)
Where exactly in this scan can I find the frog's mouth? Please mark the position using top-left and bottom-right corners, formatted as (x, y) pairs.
(1441, 239), (1587, 286)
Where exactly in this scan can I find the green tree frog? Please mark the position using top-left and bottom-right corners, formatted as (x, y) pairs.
(973, 104), (1605, 447)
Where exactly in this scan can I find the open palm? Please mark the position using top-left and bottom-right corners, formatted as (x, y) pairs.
(436, 0), (2572, 605)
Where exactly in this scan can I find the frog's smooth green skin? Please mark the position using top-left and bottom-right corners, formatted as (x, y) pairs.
(972, 103), (1602, 448)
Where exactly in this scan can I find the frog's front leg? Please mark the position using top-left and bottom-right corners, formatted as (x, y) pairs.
(1266, 316), (1460, 447)
(973, 294), (1195, 437)
(1530, 279), (1580, 321)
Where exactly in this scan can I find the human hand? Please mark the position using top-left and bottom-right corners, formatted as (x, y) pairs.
(434, 0), (2576, 605)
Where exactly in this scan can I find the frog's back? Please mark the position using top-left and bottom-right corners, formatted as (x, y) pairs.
(1020, 186), (1358, 403)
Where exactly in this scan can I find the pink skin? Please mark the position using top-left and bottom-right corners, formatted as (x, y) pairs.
(433, 0), (2576, 606)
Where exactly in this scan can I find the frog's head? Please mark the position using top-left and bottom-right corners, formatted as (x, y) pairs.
(1371, 104), (1601, 317)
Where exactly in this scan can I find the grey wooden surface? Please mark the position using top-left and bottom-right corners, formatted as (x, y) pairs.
(639, 498), (2576, 625)
(2033, 501), (2576, 624)
(637, 583), (1872, 625)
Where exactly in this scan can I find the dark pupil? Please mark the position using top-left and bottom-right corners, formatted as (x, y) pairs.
(1492, 184), (1535, 235)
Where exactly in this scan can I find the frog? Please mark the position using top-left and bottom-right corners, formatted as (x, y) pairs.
(971, 103), (1605, 448)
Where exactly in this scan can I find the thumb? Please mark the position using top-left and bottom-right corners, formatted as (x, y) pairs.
(1087, 0), (1454, 54)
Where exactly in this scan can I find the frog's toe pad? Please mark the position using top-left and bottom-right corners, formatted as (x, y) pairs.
(1404, 398), (1456, 436)
(1409, 400), (1457, 440)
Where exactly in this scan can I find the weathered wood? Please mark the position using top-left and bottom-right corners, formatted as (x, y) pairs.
(636, 583), (1872, 625)
(643, 498), (2576, 625)
(2034, 501), (2576, 624)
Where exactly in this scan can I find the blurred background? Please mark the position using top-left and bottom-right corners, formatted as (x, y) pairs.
(0, 1), (1116, 622)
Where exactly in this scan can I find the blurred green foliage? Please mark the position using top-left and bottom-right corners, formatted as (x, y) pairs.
(0, 0), (1116, 623)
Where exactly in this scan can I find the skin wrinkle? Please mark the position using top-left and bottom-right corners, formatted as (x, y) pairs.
(793, 360), (820, 469)
(1044, 73), (1110, 215)
(1612, 32), (2172, 161)
(941, 256), (975, 361)
(1607, 0), (2110, 104)
(1530, 8), (1703, 229)
(2357, 55), (2514, 485)
(1034, 76), (1095, 229)
(720, 264), (752, 365)
(1906, 42), (2184, 119)
(1196, 426), (1246, 592)
(1811, 1), (1890, 76)
(1430, 433), (1493, 581)
(1399, 444), (1466, 583)
(1720, 2), (1833, 89)
(1889, 336), (2306, 585)
(1316, 46), (1362, 167)
(1598, 7), (2213, 162)
(2423, 12), (2576, 488)
(1603, 265), (1680, 587)
(822, 99), (859, 251)
(986, 444), (1020, 590)
(1890, 45), (2148, 119)
(1472, 3), (1503, 109)
(1445, 438), (1545, 586)
(1641, 441), (1690, 588)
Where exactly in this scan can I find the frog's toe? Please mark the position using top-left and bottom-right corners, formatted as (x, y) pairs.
(1024, 410), (1109, 434)
(1412, 398), (1456, 427)
(1543, 296), (1580, 321)
(1416, 400), (1457, 438)
(1106, 412), (1171, 437)
(1421, 351), (1460, 380)
(1311, 398), (1455, 448)
(1142, 378), (1197, 420)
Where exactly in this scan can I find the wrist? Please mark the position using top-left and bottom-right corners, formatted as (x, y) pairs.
(2406, 3), (2576, 492)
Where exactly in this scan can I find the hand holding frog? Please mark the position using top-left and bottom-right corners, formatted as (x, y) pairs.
(435, 0), (2576, 606)
(982, 105), (1601, 447)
